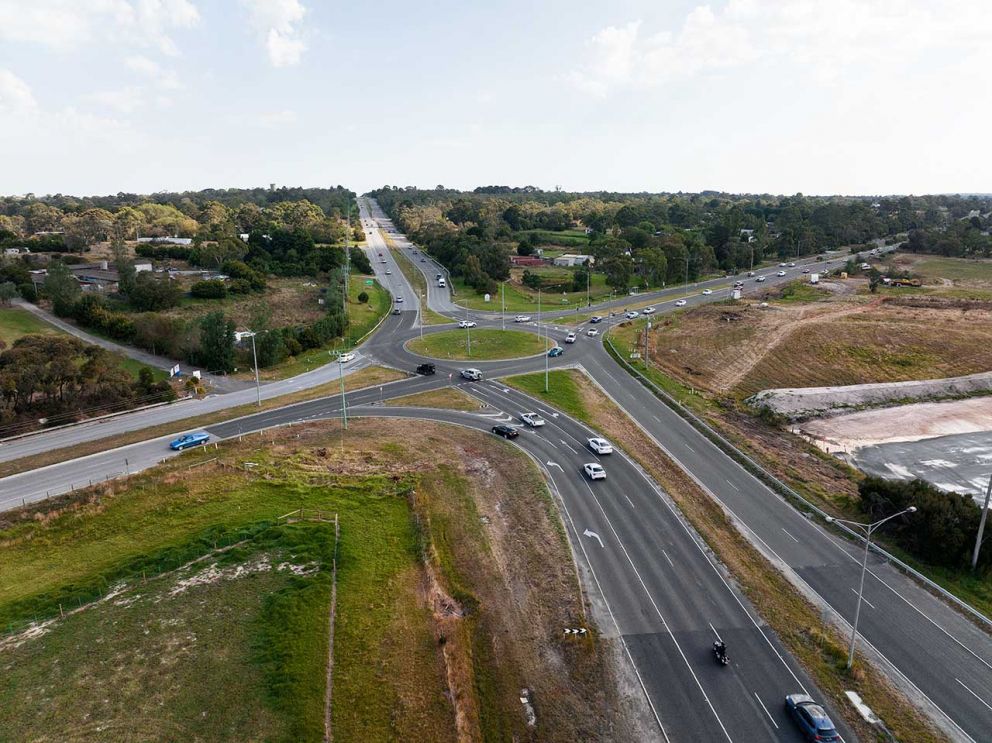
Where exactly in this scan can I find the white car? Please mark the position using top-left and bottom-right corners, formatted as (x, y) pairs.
(337, 352), (356, 363)
(564, 332), (577, 343)
(589, 316), (603, 323)
(777, 270), (786, 276)
(624, 311), (640, 319)
(460, 368), (483, 381)
(396, 296), (404, 302)
(702, 289), (713, 295)
(514, 315), (532, 323)
(519, 412), (546, 427)
(583, 463), (606, 480)
(385, 269), (392, 275)
(779, 262), (787, 267)
(675, 299), (687, 307)
(588, 437), (613, 455)
(756, 276), (767, 282)
(641, 306), (656, 314)
(788, 262), (796, 267)
(587, 328), (599, 337)
(458, 320), (477, 328)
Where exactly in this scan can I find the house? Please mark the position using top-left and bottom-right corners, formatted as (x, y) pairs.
(553, 254), (593, 267)
(69, 262), (120, 292)
(510, 255), (547, 267)
(136, 236), (193, 246)
(134, 262), (153, 273)
(739, 229), (756, 242)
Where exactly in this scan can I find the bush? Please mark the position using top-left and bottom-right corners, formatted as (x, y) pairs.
(357, 291), (368, 303)
(16, 283), (36, 303)
(190, 279), (227, 299)
(129, 273), (181, 311)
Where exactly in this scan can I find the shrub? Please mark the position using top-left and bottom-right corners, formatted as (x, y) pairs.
(190, 279), (227, 299)
(357, 291), (368, 303)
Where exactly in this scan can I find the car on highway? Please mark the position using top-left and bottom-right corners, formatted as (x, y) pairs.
(747, 271), (755, 277)
(519, 412), (546, 427)
(702, 288), (712, 295)
(586, 328), (599, 337)
(170, 432), (210, 451)
(777, 270), (786, 276)
(458, 320), (477, 328)
(396, 296), (404, 303)
(415, 363), (435, 375)
(564, 332), (577, 343)
(641, 306), (656, 314)
(624, 311), (639, 319)
(675, 299), (687, 307)
(779, 262), (787, 267)
(756, 275), (766, 282)
(491, 424), (519, 439)
(460, 368), (483, 381)
(788, 262), (796, 267)
(514, 315), (532, 323)
(588, 437), (613, 454)
(802, 268), (810, 274)
(589, 315), (603, 323)
(784, 694), (839, 742)
(547, 346), (563, 357)
(583, 462), (606, 480)
(337, 351), (356, 363)
(391, 308), (401, 315)
(420, 258), (426, 262)
(385, 269), (392, 275)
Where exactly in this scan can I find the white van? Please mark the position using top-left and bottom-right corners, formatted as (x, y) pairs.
(438, 277), (446, 288)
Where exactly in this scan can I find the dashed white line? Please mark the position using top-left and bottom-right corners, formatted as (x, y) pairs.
(955, 678), (992, 713)
(753, 692), (779, 729)
(850, 588), (876, 610)
(684, 443), (695, 453)
(780, 527), (799, 543)
(726, 479), (739, 491)
(661, 549), (674, 568)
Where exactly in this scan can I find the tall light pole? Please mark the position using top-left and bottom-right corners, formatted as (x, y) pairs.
(826, 506), (917, 669)
(466, 324), (471, 357)
(972, 474), (992, 570)
(248, 331), (261, 407)
(337, 355), (348, 430)
(586, 259), (591, 307)
(684, 254), (690, 298)
(501, 281), (505, 331)
(644, 321), (651, 366)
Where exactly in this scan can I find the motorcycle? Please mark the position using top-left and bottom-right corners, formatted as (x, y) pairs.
(713, 641), (728, 666)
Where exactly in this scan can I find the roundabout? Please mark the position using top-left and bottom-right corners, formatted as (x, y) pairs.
(405, 327), (551, 361)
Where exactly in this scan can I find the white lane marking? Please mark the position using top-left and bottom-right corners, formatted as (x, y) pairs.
(544, 439), (557, 449)
(684, 443), (694, 453)
(560, 438), (579, 455)
(708, 622), (721, 640)
(955, 678), (992, 713)
(850, 588), (876, 610)
(661, 549), (674, 568)
(583, 480), (734, 742)
(753, 693), (779, 729)
(726, 479), (739, 491)
(781, 528), (799, 543)
(623, 493), (636, 509)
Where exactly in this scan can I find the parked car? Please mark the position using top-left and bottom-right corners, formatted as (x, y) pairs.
(785, 694), (839, 742)
(641, 306), (656, 314)
(519, 412), (546, 427)
(415, 363), (435, 375)
(514, 315), (531, 323)
(548, 346), (564, 357)
(458, 320), (477, 328)
(170, 432), (210, 451)
(583, 462), (606, 480)
(587, 328), (599, 337)
(589, 316), (603, 323)
(564, 332), (577, 343)
(675, 299), (687, 307)
(588, 437), (613, 454)
(491, 424), (519, 439)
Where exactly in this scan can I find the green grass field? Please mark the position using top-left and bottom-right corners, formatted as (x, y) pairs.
(406, 328), (549, 360)
(501, 370), (590, 421)
(912, 255), (992, 282)
(0, 306), (61, 345)
(452, 273), (610, 312)
(513, 229), (590, 247)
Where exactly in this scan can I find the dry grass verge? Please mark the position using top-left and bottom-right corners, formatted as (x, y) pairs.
(388, 386), (483, 412)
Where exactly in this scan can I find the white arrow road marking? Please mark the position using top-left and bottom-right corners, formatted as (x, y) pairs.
(560, 439), (579, 454)
(546, 461), (563, 471)
(583, 529), (604, 548)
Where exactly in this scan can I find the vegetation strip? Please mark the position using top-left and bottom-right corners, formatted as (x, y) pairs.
(502, 368), (946, 742)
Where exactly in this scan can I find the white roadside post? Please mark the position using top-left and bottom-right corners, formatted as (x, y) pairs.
(827, 506), (917, 668)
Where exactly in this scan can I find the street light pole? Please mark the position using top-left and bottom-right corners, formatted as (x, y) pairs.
(827, 506), (917, 668)
(249, 332), (261, 407)
(501, 281), (505, 331)
(972, 473), (992, 570)
(466, 325), (471, 357)
(338, 357), (348, 430)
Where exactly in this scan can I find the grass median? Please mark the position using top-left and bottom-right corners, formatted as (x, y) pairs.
(407, 328), (549, 361)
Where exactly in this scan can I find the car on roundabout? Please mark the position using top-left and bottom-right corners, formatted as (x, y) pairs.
(756, 275), (766, 282)
(458, 320), (477, 328)
(702, 289), (713, 295)
(514, 315), (532, 323)
(547, 346), (564, 357)
(777, 270), (786, 276)
(588, 437), (613, 454)
(583, 462), (606, 480)
(391, 308), (401, 315)
(519, 412), (546, 427)
(491, 424), (519, 439)
(589, 316), (603, 323)
(587, 328), (599, 337)
(415, 363), (435, 375)
(564, 332), (577, 343)
(337, 352), (356, 363)
(170, 432), (210, 451)
(396, 296), (404, 302)
(460, 368), (483, 381)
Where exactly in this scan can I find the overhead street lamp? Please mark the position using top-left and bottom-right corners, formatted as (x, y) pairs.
(826, 506), (917, 669)
(332, 351), (348, 430)
(242, 330), (261, 408)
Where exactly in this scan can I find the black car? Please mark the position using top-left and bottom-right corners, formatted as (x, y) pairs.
(492, 424), (519, 439)
(415, 363), (436, 375)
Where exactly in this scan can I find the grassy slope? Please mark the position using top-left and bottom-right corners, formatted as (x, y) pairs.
(500, 370), (589, 420)
(0, 307), (61, 345)
(407, 328), (549, 361)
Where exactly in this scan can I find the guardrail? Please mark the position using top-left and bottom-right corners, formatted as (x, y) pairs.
(603, 333), (992, 630)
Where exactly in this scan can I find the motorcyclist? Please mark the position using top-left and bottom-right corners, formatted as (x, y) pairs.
(713, 640), (727, 659)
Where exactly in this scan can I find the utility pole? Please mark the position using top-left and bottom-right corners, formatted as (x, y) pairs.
(684, 254), (690, 297)
(343, 201), (350, 314)
(466, 325), (471, 357)
(501, 281), (505, 331)
(972, 474), (992, 570)
(644, 321), (651, 366)
(249, 332), (261, 407)
(338, 356), (348, 430)
(586, 260), (591, 307)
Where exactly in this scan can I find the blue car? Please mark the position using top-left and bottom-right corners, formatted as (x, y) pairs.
(170, 432), (210, 451)
(785, 694), (839, 742)
(548, 346), (564, 357)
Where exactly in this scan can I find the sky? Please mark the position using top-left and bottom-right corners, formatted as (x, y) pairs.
(0, 0), (989, 197)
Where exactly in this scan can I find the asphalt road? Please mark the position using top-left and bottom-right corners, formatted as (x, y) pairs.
(4, 208), (990, 741)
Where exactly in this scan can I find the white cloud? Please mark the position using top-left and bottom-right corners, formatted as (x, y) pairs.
(0, 69), (37, 113)
(87, 86), (146, 114)
(126, 55), (182, 90)
(0, 0), (200, 55)
(253, 109), (298, 127)
(569, 1), (992, 94)
(241, 0), (308, 67)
